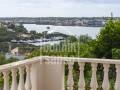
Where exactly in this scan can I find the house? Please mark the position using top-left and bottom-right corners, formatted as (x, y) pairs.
(5, 47), (25, 60)
(11, 47), (19, 55)
(18, 33), (31, 38)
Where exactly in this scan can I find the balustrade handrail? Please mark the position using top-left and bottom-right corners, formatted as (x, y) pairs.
(44, 56), (120, 64)
(0, 56), (43, 71)
(0, 56), (120, 71)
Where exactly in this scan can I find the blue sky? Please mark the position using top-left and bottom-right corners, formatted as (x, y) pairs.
(0, 0), (120, 17)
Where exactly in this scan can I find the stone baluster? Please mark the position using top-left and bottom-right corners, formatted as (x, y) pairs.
(115, 64), (120, 90)
(78, 63), (85, 90)
(11, 68), (18, 90)
(18, 66), (25, 90)
(102, 64), (110, 90)
(25, 64), (32, 90)
(67, 61), (74, 90)
(90, 63), (98, 90)
(3, 70), (10, 90)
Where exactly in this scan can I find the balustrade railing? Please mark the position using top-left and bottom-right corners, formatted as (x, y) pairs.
(0, 56), (120, 90)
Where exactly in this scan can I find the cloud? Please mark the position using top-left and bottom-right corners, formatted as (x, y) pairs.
(0, 0), (120, 17)
(66, 0), (120, 4)
(1, 0), (120, 5)
(18, 0), (120, 4)
(0, 0), (119, 8)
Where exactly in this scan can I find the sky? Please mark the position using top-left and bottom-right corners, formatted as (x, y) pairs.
(0, 0), (120, 17)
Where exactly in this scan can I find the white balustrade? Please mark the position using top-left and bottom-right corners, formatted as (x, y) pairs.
(90, 63), (98, 90)
(0, 56), (120, 90)
(102, 64), (110, 90)
(67, 61), (74, 90)
(115, 64), (120, 90)
(25, 64), (32, 90)
(78, 62), (85, 90)
(18, 66), (25, 90)
(11, 68), (18, 90)
(3, 70), (10, 90)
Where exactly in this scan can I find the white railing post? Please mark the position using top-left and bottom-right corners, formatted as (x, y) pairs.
(102, 64), (110, 90)
(90, 63), (98, 90)
(3, 70), (10, 90)
(25, 64), (32, 90)
(115, 64), (120, 90)
(11, 68), (18, 90)
(78, 62), (85, 90)
(18, 66), (25, 90)
(67, 61), (74, 90)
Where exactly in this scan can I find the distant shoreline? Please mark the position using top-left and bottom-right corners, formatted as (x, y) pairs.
(0, 17), (115, 27)
(36, 24), (103, 27)
(25, 24), (103, 28)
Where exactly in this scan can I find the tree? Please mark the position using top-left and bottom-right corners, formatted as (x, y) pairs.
(112, 48), (120, 59)
(94, 20), (120, 58)
(0, 54), (6, 65)
(79, 43), (95, 58)
(7, 23), (15, 29)
(79, 35), (92, 43)
(0, 27), (17, 42)
(66, 35), (77, 43)
(30, 30), (37, 34)
(14, 25), (28, 33)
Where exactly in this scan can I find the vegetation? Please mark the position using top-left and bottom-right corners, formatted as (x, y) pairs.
(27, 19), (120, 90)
(0, 19), (120, 89)
(0, 53), (18, 65)
(112, 48), (120, 59)
(0, 26), (17, 42)
(93, 20), (120, 58)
